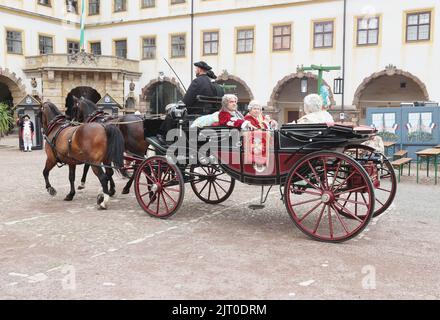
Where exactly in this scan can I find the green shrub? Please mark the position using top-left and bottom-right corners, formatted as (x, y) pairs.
(0, 103), (13, 138)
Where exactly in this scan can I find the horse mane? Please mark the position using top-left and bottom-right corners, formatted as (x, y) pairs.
(43, 101), (62, 116)
(80, 97), (98, 114)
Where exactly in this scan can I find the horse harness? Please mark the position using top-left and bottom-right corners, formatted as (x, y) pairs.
(43, 115), (83, 167)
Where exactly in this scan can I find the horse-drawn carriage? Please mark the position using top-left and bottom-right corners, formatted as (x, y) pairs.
(122, 101), (397, 243)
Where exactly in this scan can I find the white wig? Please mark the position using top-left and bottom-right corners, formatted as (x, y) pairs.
(221, 94), (238, 111)
(247, 100), (262, 110)
(303, 94), (323, 114)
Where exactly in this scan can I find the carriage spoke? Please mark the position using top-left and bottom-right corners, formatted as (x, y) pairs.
(336, 197), (368, 207)
(333, 202), (363, 222)
(330, 161), (342, 189)
(327, 205), (333, 239)
(334, 186), (366, 196)
(211, 182), (220, 200)
(376, 197), (385, 207)
(307, 160), (323, 188)
(215, 177), (232, 183)
(162, 189), (178, 207)
(330, 203), (350, 235)
(198, 181), (210, 195)
(322, 157), (329, 189)
(376, 187), (391, 193)
(291, 197), (322, 207)
(213, 180), (228, 194)
(161, 192), (170, 213)
(293, 189), (322, 196)
(312, 204), (326, 234)
(208, 181), (212, 200)
(297, 201), (323, 223)
(332, 170), (357, 192)
(294, 172), (321, 191)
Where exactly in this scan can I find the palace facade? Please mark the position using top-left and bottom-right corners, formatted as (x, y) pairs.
(0, 0), (438, 123)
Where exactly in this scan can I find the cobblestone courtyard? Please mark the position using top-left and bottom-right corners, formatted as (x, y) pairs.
(0, 133), (439, 299)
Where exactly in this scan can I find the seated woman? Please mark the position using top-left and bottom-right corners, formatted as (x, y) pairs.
(244, 100), (278, 130)
(218, 94), (255, 129)
(294, 94), (334, 124)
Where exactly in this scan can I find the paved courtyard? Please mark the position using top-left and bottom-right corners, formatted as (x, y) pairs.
(0, 133), (439, 300)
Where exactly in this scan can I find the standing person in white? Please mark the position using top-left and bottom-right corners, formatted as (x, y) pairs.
(20, 115), (35, 152)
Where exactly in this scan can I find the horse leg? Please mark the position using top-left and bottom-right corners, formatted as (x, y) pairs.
(64, 164), (76, 201)
(78, 164), (90, 190)
(92, 166), (110, 210)
(121, 163), (138, 194)
(43, 159), (57, 196)
(105, 166), (116, 197)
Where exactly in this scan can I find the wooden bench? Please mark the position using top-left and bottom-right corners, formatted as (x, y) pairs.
(393, 150), (408, 160)
(391, 157), (412, 182)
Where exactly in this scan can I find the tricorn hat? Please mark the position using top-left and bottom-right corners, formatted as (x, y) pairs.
(194, 61), (212, 71)
(23, 114), (30, 120)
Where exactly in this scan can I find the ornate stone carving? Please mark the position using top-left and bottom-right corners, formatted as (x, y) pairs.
(385, 64), (397, 76)
(218, 70), (230, 81)
(68, 49), (98, 65)
(129, 80), (135, 92)
(31, 78), (37, 88)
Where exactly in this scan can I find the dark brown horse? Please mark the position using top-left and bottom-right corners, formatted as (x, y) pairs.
(72, 96), (148, 194)
(40, 101), (125, 209)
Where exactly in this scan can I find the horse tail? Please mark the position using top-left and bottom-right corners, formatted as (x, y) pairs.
(104, 124), (125, 171)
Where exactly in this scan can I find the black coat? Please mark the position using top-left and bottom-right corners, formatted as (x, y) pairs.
(183, 74), (218, 115)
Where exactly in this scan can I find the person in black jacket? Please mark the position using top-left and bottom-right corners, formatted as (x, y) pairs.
(157, 61), (218, 144)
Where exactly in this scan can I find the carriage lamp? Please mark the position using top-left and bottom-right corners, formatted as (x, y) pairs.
(300, 78), (308, 93)
(334, 77), (344, 95)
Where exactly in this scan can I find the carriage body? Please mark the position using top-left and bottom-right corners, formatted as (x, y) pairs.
(131, 112), (396, 243)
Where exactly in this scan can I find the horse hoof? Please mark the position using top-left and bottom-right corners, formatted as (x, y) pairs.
(97, 205), (107, 210)
(121, 188), (129, 195)
(64, 194), (74, 201)
(109, 189), (116, 197)
(78, 185), (85, 190)
(97, 193), (104, 205)
(47, 187), (57, 196)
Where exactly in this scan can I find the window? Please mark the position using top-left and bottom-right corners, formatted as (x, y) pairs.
(273, 25), (291, 51)
(90, 42), (101, 55)
(142, 37), (156, 59)
(141, 0), (155, 8)
(237, 28), (254, 53)
(406, 11), (431, 42)
(171, 0), (185, 4)
(67, 41), (80, 54)
(89, 0), (99, 15)
(313, 21), (333, 48)
(38, 0), (51, 6)
(115, 40), (127, 58)
(203, 31), (219, 55)
(66, 0), (78, 13)
(357, 17), (379, 45)
(6, 31), (23, 54)
(114, 0), (126, 12)
(171, 35), (185, 58)
(39, 35), (53, 54)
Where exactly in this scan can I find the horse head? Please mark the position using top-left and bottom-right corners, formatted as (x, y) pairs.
(40, 101), (63, 131)
(73, 96), (98, 122)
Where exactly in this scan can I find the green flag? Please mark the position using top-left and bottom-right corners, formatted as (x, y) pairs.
(79, 0), (85, 50)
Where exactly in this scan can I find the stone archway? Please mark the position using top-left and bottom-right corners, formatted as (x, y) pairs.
(216, 70), (254, 113)
(142, 77), (185, 115)
(0, 68), (27, 107)
(65, 86), (102, 119)
(353, 65), (429, 122)
(268, 72), (335, 123)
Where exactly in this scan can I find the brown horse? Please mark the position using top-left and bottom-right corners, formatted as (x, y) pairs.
(72, 96), (148, 194)
(40, 101), (125, 209)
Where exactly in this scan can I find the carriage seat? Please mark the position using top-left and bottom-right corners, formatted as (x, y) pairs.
(278, 123), (373, 150)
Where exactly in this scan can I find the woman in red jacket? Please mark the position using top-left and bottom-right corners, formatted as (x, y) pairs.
(244, 100), (278, 130)
(218, 94), (256, 130)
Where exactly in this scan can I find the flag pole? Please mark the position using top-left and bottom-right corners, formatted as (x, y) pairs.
(79, 0), (85, 51)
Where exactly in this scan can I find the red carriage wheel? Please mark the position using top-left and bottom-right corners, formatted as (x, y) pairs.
(190, 164), (235, 204)
(343, 145), (397, 217)
(284, 151), (375, 243)
(134, 156), (184, 218)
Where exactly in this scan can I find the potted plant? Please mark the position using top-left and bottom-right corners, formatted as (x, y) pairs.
(0, 102), (13, 138)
